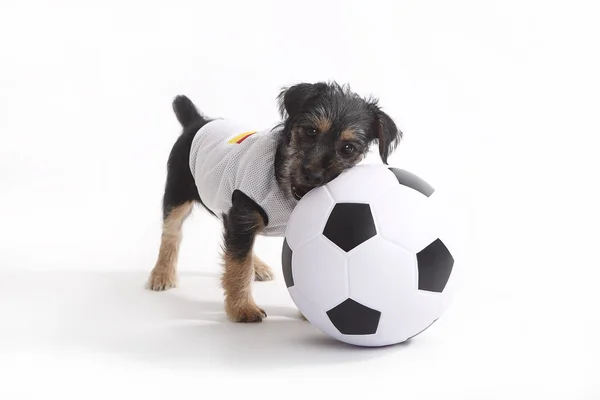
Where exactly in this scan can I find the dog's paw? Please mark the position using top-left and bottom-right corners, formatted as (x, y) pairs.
(226, 301), (267, 323)
(253, 255), (274, 281)
(146, 270), (177, 291)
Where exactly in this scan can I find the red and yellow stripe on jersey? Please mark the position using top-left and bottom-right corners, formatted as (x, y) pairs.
(227, 131), (257, 144)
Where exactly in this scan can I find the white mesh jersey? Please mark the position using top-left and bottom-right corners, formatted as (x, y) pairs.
(189, 119), (298, 236)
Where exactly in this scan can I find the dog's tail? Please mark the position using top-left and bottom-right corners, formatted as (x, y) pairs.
(172, 95), (203, 128)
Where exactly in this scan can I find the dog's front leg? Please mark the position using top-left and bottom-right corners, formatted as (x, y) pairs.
(221, 191), (267, 322)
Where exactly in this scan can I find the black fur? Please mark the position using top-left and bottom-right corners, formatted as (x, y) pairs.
(221, 190), (266, 261)
(161, 96), (213, 220)
(172, 95), (203, 128)
(276, 82), (328, 119)
(367, 98), (402, 164)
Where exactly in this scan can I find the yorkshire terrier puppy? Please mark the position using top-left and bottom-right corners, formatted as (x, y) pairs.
(146, 81), (402, 323)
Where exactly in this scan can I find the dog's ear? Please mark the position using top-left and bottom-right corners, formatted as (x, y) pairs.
(367, 98), (402, 164)
(277, 82), (327, 119)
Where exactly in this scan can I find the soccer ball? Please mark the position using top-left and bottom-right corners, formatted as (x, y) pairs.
(281, 163), (457, 347)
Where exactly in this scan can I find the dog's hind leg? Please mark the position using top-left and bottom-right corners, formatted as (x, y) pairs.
(252, 253), (274, 281)
(147, 104), (203, 291)
(147, 201), (193, 290)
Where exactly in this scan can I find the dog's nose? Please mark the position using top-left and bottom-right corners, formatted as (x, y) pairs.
(302, 168), (324, 186)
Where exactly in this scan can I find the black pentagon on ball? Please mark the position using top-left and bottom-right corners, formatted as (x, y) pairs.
(323, 203), (376, 252)
(389, 167), (435, 197)
(326, 298), (381, 335)
(417, 238), (454, 292)
(281, 239), (294, 288)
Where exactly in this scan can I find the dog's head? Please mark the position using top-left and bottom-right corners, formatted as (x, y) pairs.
(275, 81), (402, 200)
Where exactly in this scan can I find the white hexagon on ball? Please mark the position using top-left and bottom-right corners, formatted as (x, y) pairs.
(326, 163), (399, 203)
(289, 236), (349, 311)
(284, 184), (335, 250)
(373, 185), (444, 254)
(347, 237), (417, 311)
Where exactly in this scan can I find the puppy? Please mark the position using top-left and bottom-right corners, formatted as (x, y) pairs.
(146, 81), (402, 323)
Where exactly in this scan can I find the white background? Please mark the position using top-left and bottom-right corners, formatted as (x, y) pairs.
(1, 0), (599, 399)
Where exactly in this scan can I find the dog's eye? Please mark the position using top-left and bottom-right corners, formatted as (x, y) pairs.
(306, 127), (318, 136)
(341, 143), (355, 155)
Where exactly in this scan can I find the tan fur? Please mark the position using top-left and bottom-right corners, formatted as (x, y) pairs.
(340, 128), (358, 142)
(221, 213), (268, 322)
(222, 253), (267, 322)
(314, 116), (332, 133)
(146, 202), (193, 291)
